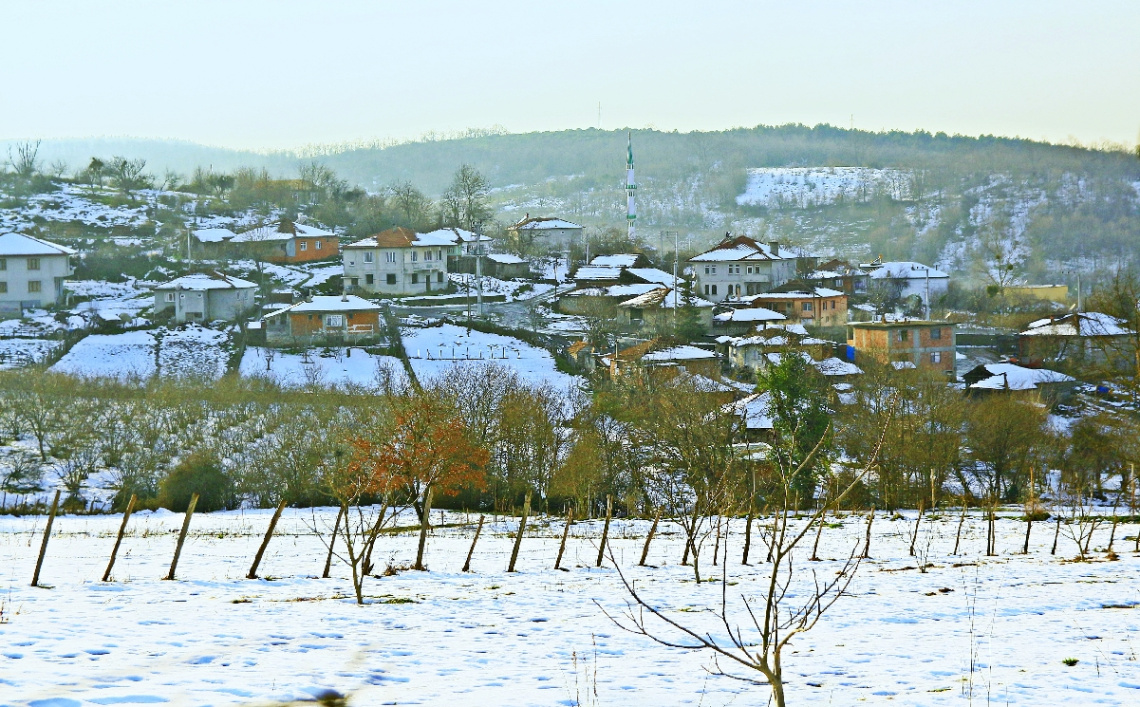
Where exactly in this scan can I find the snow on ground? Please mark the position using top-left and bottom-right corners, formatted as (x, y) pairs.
(51, 325), (234, 381)
(301, 263), (343, 288)
(446, 273), (555, 302)
(66, 278), (153, 325)
(736, 167), (913, 208)
(2, 509), (1139, 705)
(402, 323), (578, 390)
(0, 338), (62, 369)
(240, 346), (404, 389)
(0, 183), (154, 233)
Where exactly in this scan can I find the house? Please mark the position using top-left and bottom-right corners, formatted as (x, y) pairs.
(153, 272), (257, 323)
(508, 215), (584, 251)
(231, 219), (339, 264)
(711, 306), (786, 336)
(690, 234), (796, 300)
(963, 362), (1077, 402)
(614, 286), (716, 332)
(342, 227), (450, 295)
(862, 260), (948, 308)
(1016, 311), (1132, 367)
(742, 286), (848, 327)
(483, 253), (532, 279)
(262, 294), (382, 344)
(605, 340), (721, 381)
(802, 259), (868, 296)
(725, 324), (833, 369)
(190, 227), (238, 259)
(571, 254), (664, 288)
(558, 283), (664, 316)
(0, 232), (75, 312)
(847, 320), (956, 374)
(419, 227), (494, 257)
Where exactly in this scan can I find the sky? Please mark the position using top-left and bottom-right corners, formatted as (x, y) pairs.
(1, 1), (1138, 151)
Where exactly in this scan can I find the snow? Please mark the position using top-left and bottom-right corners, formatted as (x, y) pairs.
(154, 272), (257, 291)
(402, 323), (579, 390)
(866, 261), (949, 280)
(0, 232), (75, 256)
(626, 267), (678, 286)
(573, 266), (623, 281)
(4, 509), (1138, 705)
(51, 326), (234, 381)
(640, 345), (716, 362)
(713, 307), (786, 323)
(192, 227), (236, 243)
(240, 346), (405, 389)
(0, 183), (155, 233)
(513, 217), (582, 230)
(486, 253), (525, 264)
(736, 166), (913, 208)
(1021, 312), (1132, 338)
(690, 243), (781, 262)
(66, 279), (153, 325)
(0, 337), (62, 369)
(271, 295), (381, 316)
(969, 363), (1075, 391)
(589, 254), (641, 268)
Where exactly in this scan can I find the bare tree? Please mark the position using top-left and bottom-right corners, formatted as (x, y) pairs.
(7, 140), (41, 177)
(108, 156), (151, 197)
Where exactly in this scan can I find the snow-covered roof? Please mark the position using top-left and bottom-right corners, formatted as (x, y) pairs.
(0, 232), (76, 256)
(866, 262), (948, 280)
(1020, 312), (1132, 338)
(265, 295), (381, 318)
(713, 307), (787, 323)
(590, 254), (641, 268)
(814, 357), (863, 377)
(420, 227), (492, 245)
(191, 228), (237, 243)
(690, 235), (784, 263)
(891, 361), (917, 370)
(154, 272), (257, 291)
(968, 363), (1076, 391)
(641, 345), (717, 362)
(487, 253), (526, 264)
(626, 267), (677, 286)
(617, 287), (715, 310)
(730, 392), (775, 430)
(232, 220), (334, 244)
(749, 287), (845, 299)
(567, 283), (661, 298)
(346, 227), (451, 249)
(512, 217), (582, 231)
(574, 266), (623, 281)
(410, 231), (461, 247)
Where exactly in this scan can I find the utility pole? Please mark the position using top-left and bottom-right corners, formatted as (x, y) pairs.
(924, 267), (931, 320)
(474, 220), (485, 317)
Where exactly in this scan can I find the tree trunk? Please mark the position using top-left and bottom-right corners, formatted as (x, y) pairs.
(507, 489), (531, 573)
(414, 486), (434, 571)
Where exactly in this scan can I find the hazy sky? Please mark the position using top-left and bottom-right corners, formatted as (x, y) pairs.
(2, 1), (1138, 150)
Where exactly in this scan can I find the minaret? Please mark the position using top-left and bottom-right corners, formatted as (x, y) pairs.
(625, 132), (636, 239)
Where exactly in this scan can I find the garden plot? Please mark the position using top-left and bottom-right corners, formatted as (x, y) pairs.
(240, 346), (405, 389)
(66, 278), (153, 326)
(51, 325), (234, 381)
(402, 323), (579, 390)
(0, 338), (62, 369)
(1, 509), (1139, 706)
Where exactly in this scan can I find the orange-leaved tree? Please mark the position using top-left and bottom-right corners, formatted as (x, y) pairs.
(354, 394), (489, 570)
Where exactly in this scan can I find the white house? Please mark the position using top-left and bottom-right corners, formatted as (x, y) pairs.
(342, 227), (450, 295)
(0, 232), (75, 312)
(690, 235), (796, 300)
(153, 272), (257, 323)
(863, 261), (949, 307)
(508, 216), (584, 250)
(419, 227), (494, 256)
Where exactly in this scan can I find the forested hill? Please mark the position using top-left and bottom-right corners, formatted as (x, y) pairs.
(11, 126), (1140, 282)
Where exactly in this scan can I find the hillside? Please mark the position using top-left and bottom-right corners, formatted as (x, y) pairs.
(7, 126), (1140, 284)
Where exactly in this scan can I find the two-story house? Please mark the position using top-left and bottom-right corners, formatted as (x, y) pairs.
(0, 233), (75, 313)
(342, 227), (450, 295)
(847, 320), (956, 374)
(689, 235), (795, 301)
(229, 219), (339, 264)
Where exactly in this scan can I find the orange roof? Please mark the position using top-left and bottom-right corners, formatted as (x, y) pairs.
(567, 341), (591, 356)
(349, 227), (418, 248)
(614, 338), (660, 362)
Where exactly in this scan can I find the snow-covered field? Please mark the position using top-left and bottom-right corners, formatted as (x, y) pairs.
(0, 338), (62, 369)
(402, 324), (579, 390)
(2, 509), (1138, 705)
(736, 167), (913, 209)
(240, 346), (404, 389)
(51, 326), (233, 381)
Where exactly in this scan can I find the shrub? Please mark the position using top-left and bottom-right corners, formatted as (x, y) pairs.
(158, 450), (231, 512)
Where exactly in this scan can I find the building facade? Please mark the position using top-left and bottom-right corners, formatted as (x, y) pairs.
(153, 272), (257, 323)
(228, 219), (339, 264)
(847, 320), (956, 374)
(342, 227), (450, 295)
(0, 233), (75, 312)
(744, 287), (848, 327)
(507, 216), (584, 251)
(262, 295), (382, 344)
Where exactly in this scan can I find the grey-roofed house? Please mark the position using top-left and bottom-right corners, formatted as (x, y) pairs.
(153, 272), (258, 323)
(690, 234), (796, 300)
(0, 232), (76, 313)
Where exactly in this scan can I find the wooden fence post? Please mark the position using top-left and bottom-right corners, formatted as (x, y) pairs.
(595, 495), (612, 568)
(859, 507), (875, 559)
(639, 508), (661, 567)
(102, 494), (137, 582)
(507, 490), (532, 573)
(462, 515), (484, 572)
(908, 502), (925, 557)
(554, 508), (574, 570)
(323, 505), (345, 578)
(953, 503), (967, 555)
(163, 493), (198, 581)
(31, 490), (61, 587)
(742, 502), (754, 565)
(247, 498), (288, 580)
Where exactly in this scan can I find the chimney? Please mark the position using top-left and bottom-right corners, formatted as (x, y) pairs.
(769, 241), (780, 256)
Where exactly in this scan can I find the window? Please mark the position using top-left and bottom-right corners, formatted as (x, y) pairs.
(299, 241), (307, 251)
(28, 280), (41, 293)
(315, 240), (323, 250)
(164, 292), (175, 302)
(831, 300), (836, 309)
(710, 284), (718, 296)
(325, 314), (344, 327)
(364, 252), (374, 264)
(930, 351), (942, 363)
(931, 327), (942, 340)
(897, 330), (909, 343)
(728, 264), (740, 275)
(411, 274), (419, 284)
(437, 249), (443, 261)
(365, 274), (374, 285)
(411, 252), (418, 262)
(425, 250), (432, 261)
(27, 258), (40, 270)
(746, 266), (754, 275)
(629, 309), (643, 322)
(802, 301), (813, 312)
(385, 251), (396, 263)
(0, 282), (6, 293)
(0, 258), (5, 270)
(386, 273), (397, 285)
(350, 278), (359, 286)
(437, 271), (444, 283)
